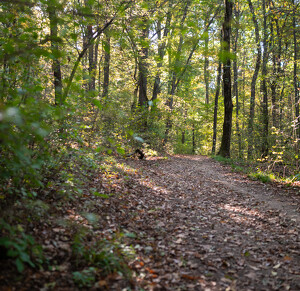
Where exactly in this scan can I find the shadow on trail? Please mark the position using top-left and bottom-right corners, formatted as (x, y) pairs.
(118, 155), (300, 290)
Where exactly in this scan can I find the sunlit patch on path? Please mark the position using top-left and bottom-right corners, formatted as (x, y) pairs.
(122, 155), (300, 290)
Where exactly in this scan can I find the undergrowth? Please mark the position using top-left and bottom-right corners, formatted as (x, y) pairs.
(212, 155), (299, 184)
(0, 146), (135, 287)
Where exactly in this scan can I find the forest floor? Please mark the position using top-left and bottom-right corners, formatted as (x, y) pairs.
(1, 155), (300, 290)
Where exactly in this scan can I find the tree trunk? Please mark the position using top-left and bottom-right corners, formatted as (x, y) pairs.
(138, 19), (149, 108)
(293, 0), (299, 139)
(152, 20), (162, 105)
(270, 21), (277, 129)
(212, 60), (222, 155)
(87, 25), (96, 91)
(212, 30), (222, 155)
(261, 0), (269, 158)
(233, 4), (241, 158)
(164, 1), (190, 145)
(218, 0), (233, 158)
(131, 60), (139, 112)
(48, 3), (63, 105)
(102, 31), (110, 101)
(137, 19), (149, 130)
(247, 0), (261, 160)
(270, 15), (282, 130)
(192, 123), (196, 154)
(152, 4), (172, 106)
(204, 27), (209, 105)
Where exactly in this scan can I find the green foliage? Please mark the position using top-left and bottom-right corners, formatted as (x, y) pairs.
(72, 267), (97, 288)
(212, 155), (233, 165)
(17, 199), (50, 222)
(248, 171), (275, 183)
(0, 103), (51, 198)
(72, 231), (132, 278)
(0, 220), (44, 272)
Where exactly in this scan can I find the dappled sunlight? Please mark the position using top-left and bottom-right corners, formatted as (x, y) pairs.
(115, 162), (139, 176)
(222, 204), (264, 219)
(138, 178), (171, 196)
(219, 203), (267, 226)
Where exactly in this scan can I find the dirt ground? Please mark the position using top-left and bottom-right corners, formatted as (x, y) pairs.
(121, 155), (300, 290)
(1, 155), (300, 290)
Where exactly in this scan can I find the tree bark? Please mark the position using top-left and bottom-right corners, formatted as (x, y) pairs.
(192, 123), (196, 154)
(212, 60), (222, 155)
(261, 0), (269, 158)
(212, 30), (222, 155)
(269, 13), (282, 130)
(247, 0), (261, 160)
(233, 4), (241, 158)
(152, 2), (172, 106)
(218, 0), (233, 158)
(102, 31), (110, 101)
(204, 26), (209, 105)
(293, 0), (299, 139)
(138, 20), (149, 108)
(48, 2), (63, 105)
(87, 25), (96, 91)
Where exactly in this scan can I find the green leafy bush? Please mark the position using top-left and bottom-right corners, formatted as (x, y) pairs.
(0, 220), (44, 272)
(72, 232), (131, 278)
(73, 267), (97, 288)
(0, 103), (51, 198)
(248, 171), (275, 183)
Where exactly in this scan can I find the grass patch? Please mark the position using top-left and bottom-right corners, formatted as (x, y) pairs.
(212, 155), (277, 183)
(248, 171), (275, 183)
(212, 155), (233, 165)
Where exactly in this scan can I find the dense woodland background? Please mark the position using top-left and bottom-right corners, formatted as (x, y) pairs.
(0, 0), (300, 286)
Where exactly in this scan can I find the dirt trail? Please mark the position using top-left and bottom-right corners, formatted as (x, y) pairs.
(122, 155), (300, 290)
(194, 156), (300, 224)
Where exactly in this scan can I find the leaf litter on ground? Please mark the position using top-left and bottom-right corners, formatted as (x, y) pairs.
(0, 155), (300, 290)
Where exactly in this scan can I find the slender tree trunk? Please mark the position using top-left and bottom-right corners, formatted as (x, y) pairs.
(1, 58), (7, 101)
(241, 49), (246, 132)
(233, 5), (241, 158)
(212, 60), (222, 155)
(279, 83), (285, 130)
(102, 31), (110, 101)
(270, 21), (277, 128)
(152, 19), (162, 105)
(101, 31), (111, 140)
(88, 41), (101, 141)
(152, 3), (172, 107)
(293, 0), (299, 139)
(270, 16), (282, 130)
(192, 123), (196, 154)
(164, 1), (190, 145)
(138, 21), (149, 108)
(88, 25), (96, 91)
(48, 3), (63, 105)
(63, 15), (116, 102)
(137, 19), (149, 130)
(204, 28), (209, 105)
(218, 0), (233, 158)
(212, 30), (223, 155)
(261, 0), (269, 158)
(247, 0), (261, 159)
(181, 108), (187, 144)
(131, 60), (139, 112)
(94, 39), (99, 90)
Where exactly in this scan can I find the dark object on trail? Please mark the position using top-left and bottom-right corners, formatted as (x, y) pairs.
(127, 149), (145, 159)
(135, 149), (145, 159)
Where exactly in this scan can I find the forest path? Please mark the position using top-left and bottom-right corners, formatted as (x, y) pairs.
(121, 155), (300, 290)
